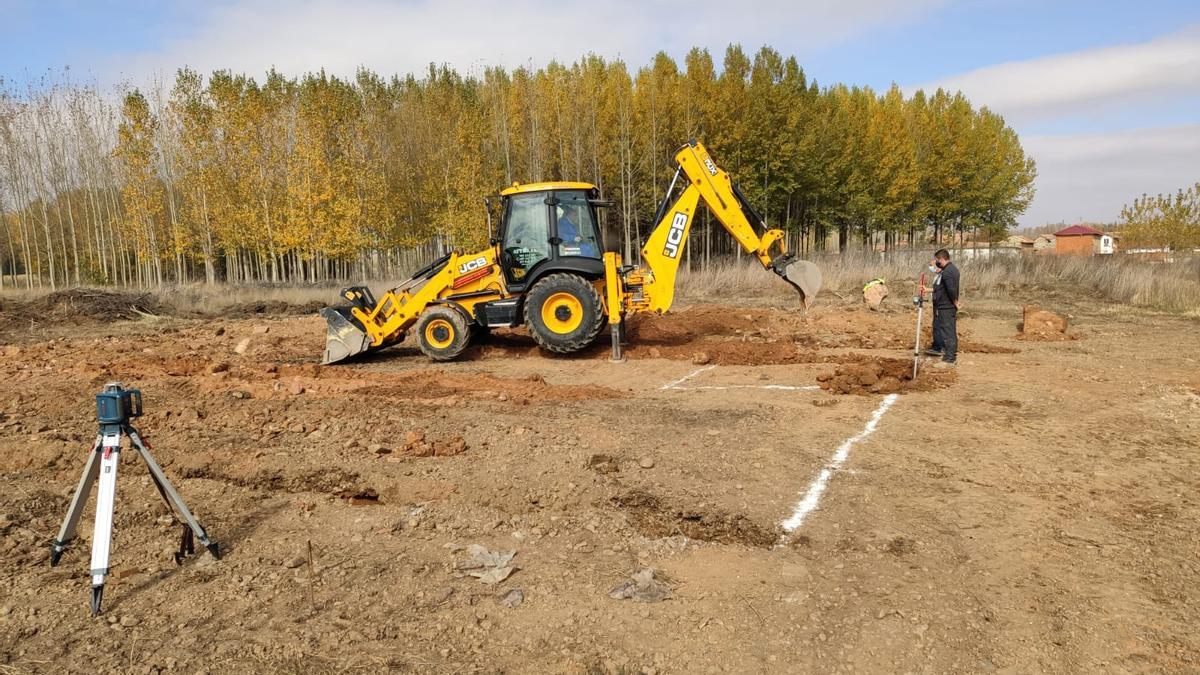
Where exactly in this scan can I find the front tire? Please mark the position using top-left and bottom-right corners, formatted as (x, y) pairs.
(415, 306), (471, 361)
(523, 273), (605, 354)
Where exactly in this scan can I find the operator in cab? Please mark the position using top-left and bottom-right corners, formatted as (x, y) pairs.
(556, 205), (599, 258)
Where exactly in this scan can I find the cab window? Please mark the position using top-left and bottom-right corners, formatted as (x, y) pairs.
(553, 191), (600, 259)
(502, 193), (550, 282)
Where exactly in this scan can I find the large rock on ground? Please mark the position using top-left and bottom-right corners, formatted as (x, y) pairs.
(1022, 305), (1069, 335)
(862, 282), (888, 309)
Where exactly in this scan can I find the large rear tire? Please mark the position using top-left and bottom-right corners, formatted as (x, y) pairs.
(416, 306), (471, 361)
(524, 273), (605, 354)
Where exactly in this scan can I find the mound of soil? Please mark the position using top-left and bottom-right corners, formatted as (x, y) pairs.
(221, 300), (327, 317)
(24, 288), (167, 322)
(629, 306), (772, 344)
(1017, 305), (1078, 341)
(478, 304), (1015, 365)
(621, 306), (851, 366)
(817, 357), (955, 395)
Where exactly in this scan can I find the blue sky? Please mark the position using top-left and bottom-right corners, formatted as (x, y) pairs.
(2, 0), (1198, 227)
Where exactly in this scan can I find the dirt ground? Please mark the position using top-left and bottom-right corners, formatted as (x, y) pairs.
(1, 291), (1198, 673)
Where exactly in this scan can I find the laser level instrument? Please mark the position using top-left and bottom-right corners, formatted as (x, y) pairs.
(49, 383), (219, 616)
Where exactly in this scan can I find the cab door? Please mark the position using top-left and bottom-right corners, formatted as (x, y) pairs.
(500, 192), (552, 286)
(550, 190), (602, 260)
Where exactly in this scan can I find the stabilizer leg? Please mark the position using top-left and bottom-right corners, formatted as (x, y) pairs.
(127, 426), (219, 560)
(610, 323), (624, 362)
(50, 435), (103, 566)
(90, 585), (104, 617)
(603, 252), (626, 363)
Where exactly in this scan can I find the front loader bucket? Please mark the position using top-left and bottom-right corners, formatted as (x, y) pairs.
(782, 260), (822, 308)
(320, 306), (374, 365)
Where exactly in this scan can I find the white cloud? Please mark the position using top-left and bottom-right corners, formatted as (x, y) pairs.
(104, 0), (947, 84)
(912, 27), (1200, 122)
(1021, 124), (1200, 227)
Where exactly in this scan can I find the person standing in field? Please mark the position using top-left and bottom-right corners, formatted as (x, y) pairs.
(921, 249), (960, 367)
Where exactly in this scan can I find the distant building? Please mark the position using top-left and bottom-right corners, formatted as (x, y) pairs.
(1052, 225), (1118, 256)
(1033, 234), (1056, 252)
(999, 235), (1035, 251)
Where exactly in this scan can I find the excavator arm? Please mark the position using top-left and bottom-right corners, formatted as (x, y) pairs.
(610, 141), (821, 318)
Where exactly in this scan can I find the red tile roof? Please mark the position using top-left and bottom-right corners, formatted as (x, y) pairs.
(1054, 225), (1105, 237)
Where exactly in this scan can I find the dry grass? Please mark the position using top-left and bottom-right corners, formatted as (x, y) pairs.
(2, 252), (1196, 316)
(678, 251), (1200, 314)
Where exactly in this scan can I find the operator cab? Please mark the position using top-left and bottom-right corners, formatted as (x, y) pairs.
(497, 182), (604, 290)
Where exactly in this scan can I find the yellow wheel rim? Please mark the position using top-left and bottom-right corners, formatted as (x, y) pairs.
(424, 318), (455, 349)
(541, 292), (584, 334)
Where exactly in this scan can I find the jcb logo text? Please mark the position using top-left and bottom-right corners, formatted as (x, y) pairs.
(662, 212), (688, 258)
(459, 257), (488, 274)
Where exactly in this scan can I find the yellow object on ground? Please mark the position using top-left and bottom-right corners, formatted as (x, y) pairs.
(320, 140), (823, 364)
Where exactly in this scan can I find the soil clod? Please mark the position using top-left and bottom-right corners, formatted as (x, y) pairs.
(610, 568), (673, 603)
(613, 491), (777, 548)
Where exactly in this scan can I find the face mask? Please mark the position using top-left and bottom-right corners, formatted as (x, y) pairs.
(928, 264), (938, 274)
(936, 260), (947, 269)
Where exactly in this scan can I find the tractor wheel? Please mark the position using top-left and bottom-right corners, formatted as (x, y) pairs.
(523, 273), (605, 354)
(415, 305), (471, 361)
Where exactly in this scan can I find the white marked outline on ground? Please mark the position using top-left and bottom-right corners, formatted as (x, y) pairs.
(682, 384), (820, 391)
(659, 365), (818, 392)
(779, 393), (899, 536)
(659, 365), (716, 390)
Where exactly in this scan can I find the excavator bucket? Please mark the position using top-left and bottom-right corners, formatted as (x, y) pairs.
(781, 259), (822, 308)
(320, 306), (374, 365)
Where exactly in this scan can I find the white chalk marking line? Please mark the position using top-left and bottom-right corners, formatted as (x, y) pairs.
(659, 365), (716, 390)
(679, 384), (820, 391)
(779, 393), (899, 536)
(660, 365), (818, 392)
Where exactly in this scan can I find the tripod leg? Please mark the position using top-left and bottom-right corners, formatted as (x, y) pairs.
(89, 431), (123, 616)
(127, 427), (219, 560)
(50, 435), (103, 566)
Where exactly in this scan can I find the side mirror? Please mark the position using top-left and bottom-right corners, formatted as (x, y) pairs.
(588, 198), (614, 208)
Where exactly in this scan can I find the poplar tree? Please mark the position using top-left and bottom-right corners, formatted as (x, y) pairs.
(1, 48), (1038, 286)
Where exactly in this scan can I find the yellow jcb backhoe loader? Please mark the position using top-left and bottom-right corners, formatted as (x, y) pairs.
(320, 140), (821, 364)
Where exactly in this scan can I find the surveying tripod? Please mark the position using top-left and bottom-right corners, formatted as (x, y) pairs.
(49, 383), (219, 616)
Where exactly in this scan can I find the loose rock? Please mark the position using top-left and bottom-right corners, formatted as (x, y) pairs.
(862, 280), (888, 309)
(497, 588), (524, 609)
(609, 568), (672, 603)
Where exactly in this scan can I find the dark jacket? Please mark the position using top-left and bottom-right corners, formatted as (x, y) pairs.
(932, 262), (960, 310)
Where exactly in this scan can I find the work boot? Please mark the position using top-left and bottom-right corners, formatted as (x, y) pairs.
(923, 348), (943, 357)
